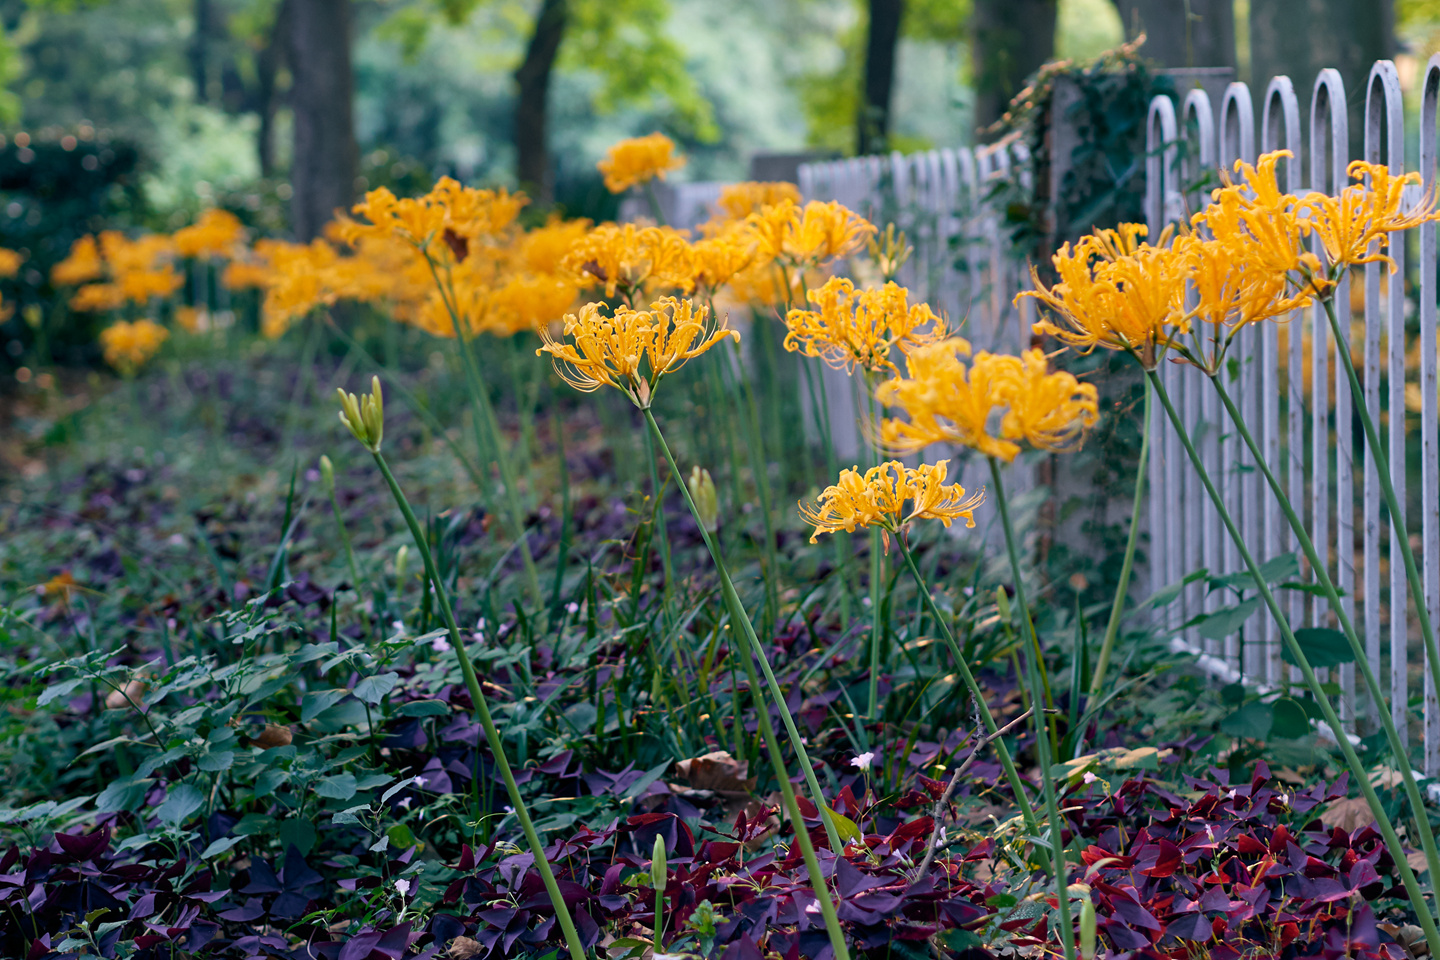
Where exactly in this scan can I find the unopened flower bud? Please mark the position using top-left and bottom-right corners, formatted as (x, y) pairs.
(687, 466), (719, 532)
(395, 545), (409, 586)
(1079, 895), (1097, 959)
(318, 455), (336, 494)
(651, 833), (667, 890)
(995, 586), (1012, 622)
(336, 375), (384, 452)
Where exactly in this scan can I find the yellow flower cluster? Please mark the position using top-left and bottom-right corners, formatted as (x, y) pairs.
(98, 318), (168, 374)
(784, 276), (947, 374)
(876, 339), (1099, 463)
(0, 247), (22, 278)
(536, 296), (738, 408)
(1024, 149), (1440, 371)
(172, 208), (246, 259)
(799, 459), (983, 543)
(598, 133), (686, 194)
(53, 231), (183, 313)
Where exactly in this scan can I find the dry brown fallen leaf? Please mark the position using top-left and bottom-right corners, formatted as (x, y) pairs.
(674, 751), (756, 796)
(1318, 796), (1374, 834)
(448, 936), (483, 960)
(253, 723), (293, 749)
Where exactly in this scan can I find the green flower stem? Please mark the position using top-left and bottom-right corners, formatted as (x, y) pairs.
(892, 536), (1043, 845)
(369, 450), (586, 960)
(987, 456), (1075, 960)
(642, 416), (675, 596)
(643, 407), (843, 852)
(643, 407), (852, 960)
(868, 528), (883, 721)
(1147, 368), (1440, 959)
(1089, 376), (1150, 698)
(1210, 371), (1440, 899)
(325, 478), (363, 593)
(425, 254), (543, 607)
(729, 339), (781, 634)
(1320, 296), (1440, 744)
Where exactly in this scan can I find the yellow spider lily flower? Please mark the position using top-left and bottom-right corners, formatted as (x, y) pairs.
(746, 199), (877, 270)
(1296, 158), (1440, 272)
(995, 347), (1100, 454)
(877, 340), (1098, 462)
(799, 459), (983, 543)
(1021, 225), (1188, 366)
(561, 223), (696, 299)
(99, 319), (168, 375)
(783, 276), (947, 374)
(537, 296), (738, 408)
(714, 181), (802, 221)
(1183, 235), (1313, 331)
(875, 338), (1021, 461)
(597, 133), (686, 194)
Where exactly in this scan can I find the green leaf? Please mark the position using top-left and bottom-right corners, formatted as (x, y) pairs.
(827, 807), (862, 845)
(1220, 702), (1273, 740)
(301, 688), (348, 723)
(233, 813), (276, 836)
(156, 783), (206, 825)
(1197, 598), (1262, 640)
(200, 836), (243, 859)
(386, 823), (416, 849)
(1220, 682), (1247, 705)
(315, 773), (357, 800)
(96, 778), (150, 814)
(1284, 628), (1354, 669)
(253, 768), (288, 799)
(1270, 698), (1312, 739)
(1210, 552), (1300, 591)
(37, 677), (83, 707)
(398, 699), (450, 717)
(278, 817), (316, 854)
(197, 750), (234, 773)
(353, 672), (400, 705)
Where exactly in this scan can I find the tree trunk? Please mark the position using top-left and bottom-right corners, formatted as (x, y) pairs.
(971, 0), (1058, 136)
(191, 0), (213, 102)
(257, 0), (290, 179)
(1250, 0), (1392, 159)
(514, 0), (568, 205)
(287, 0), (357, 241)
(857, 0), (904, 156)
(1111, 0), (1235, 68)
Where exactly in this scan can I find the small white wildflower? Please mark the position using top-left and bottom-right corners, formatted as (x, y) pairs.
(1224, 788), (1238, 800)
(566, 602), (580, 614)
(397, 797), (412, 810)
(394, 878), (411, 897)
(1279, 793), (1290, 806)
(476, 617), (487, 631)
(1082, 772), (1099, 784)
(1205, 824), (1215, 841)
(850, 752), (875, 772)
(431, 637), (451, 653)
(413, 775), (427, 788)
(391, 620), (404, 633)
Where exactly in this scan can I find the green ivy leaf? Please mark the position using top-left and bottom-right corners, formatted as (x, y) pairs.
(1197, 598), (1262, 640)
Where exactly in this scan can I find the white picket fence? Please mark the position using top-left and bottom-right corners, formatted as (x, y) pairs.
(1144, 59), (1440, 771)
